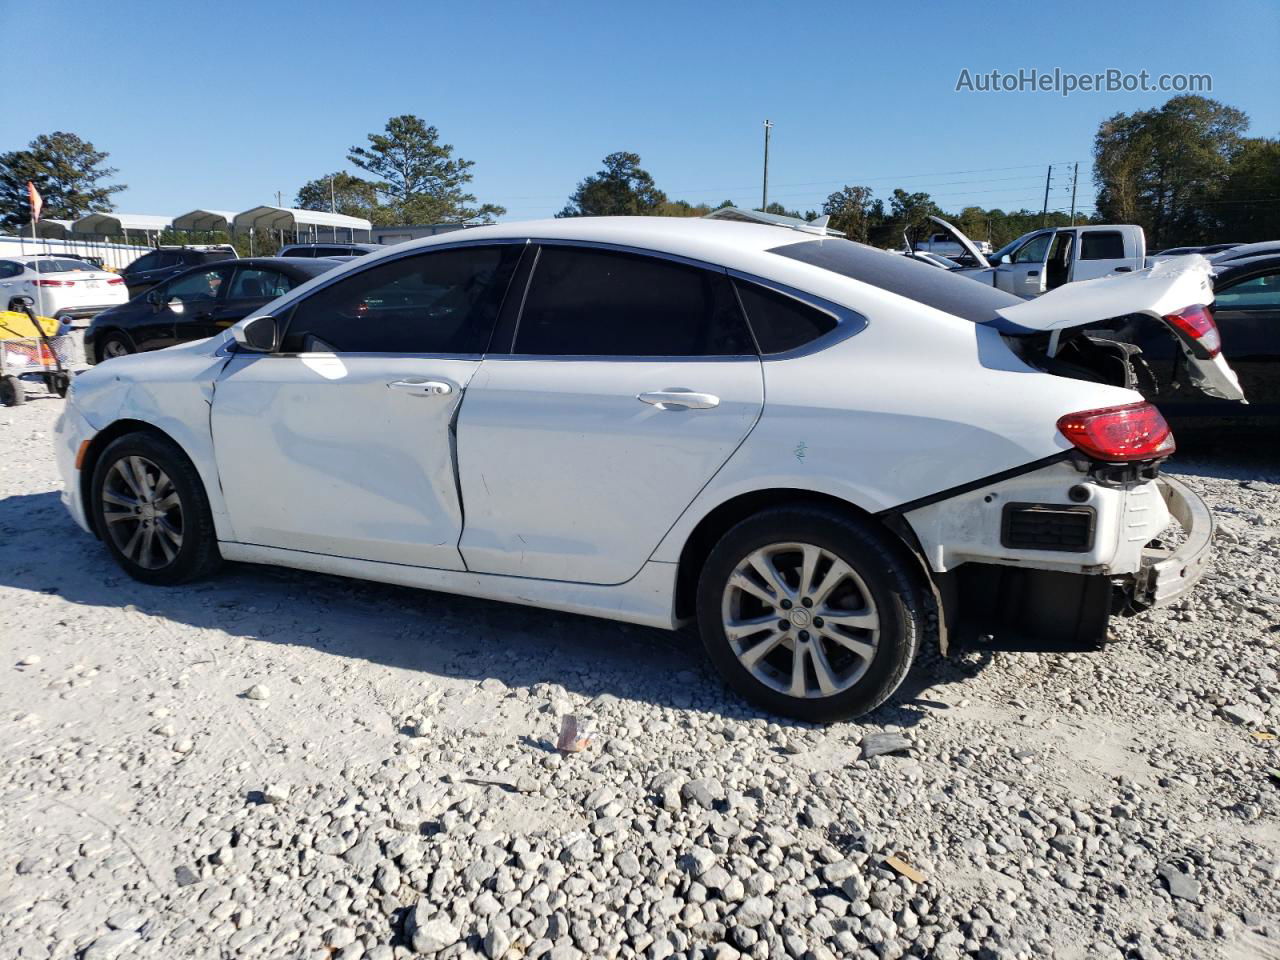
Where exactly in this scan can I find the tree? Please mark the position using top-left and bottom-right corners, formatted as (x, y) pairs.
(295, 171), (386, 223)
(557, 152), (667, 217)
(348, 115), (505, 224)
(1094, 95), (1249, 248)
(821, 185), (881, 242)
(1214, 137), (1280, 242)
(0, 132), (125, 231)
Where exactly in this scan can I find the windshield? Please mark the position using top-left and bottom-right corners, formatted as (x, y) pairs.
(988, 237), (1023, 263)
(769, 237), (1021, 323)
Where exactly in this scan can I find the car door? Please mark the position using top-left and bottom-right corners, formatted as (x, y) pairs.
(994, 231), (1052, 297)
(167, 265), (234, 344)
(210, 243), (524, 567)
(208, 265), (295, 338)
(456, 244), (764, 585)
(1073, 229), (1133, 282)
(1211, 268), (1280, 410)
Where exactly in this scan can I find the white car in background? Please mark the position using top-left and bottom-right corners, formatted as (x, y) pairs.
(53, 218), (1241, 720)
(0, 255), (129, 320)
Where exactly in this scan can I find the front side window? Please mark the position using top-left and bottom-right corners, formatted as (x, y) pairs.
(229, 268), (292, 300)
(1079, 231), (1125, 260)
(129, 252), (159, 273)
(166, 268), (228, 303)
(1013, 233), (1052, 264)
(280, 244), (521, 354)
(513, 246), (754, 357)
(1215, 271), (1280, 309)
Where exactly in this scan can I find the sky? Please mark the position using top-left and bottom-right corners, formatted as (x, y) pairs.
(5, 0), (1278, 224)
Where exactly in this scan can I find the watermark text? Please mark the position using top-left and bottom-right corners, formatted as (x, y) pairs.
(955, 68), (1212, 97)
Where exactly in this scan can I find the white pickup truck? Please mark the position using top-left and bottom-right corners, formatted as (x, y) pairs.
(928, 217), (1147, 299)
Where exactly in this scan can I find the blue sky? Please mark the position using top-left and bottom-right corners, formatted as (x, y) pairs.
(6, 0), (1278, 222)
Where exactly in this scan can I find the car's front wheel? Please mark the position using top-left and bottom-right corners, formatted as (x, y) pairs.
(697, 505), (926, 722)
(97, 332), (134, 362)
(90, 432), (221, 585)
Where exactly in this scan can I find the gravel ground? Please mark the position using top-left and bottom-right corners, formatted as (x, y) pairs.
(1, 393), (1277, 960)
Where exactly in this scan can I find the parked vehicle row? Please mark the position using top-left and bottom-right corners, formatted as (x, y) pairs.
(120, 245), (238, 298)
(56, 216), (1241, 720)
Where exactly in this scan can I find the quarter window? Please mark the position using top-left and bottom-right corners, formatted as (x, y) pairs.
(733, 280), (837, 354)
(279, 245), (521, 354)
(0, 261), (22, 279)
(513, 246), (754, 357)
(1080, 231), (1126, 260)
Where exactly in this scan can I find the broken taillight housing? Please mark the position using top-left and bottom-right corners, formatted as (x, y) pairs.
(1057, 401), (1175, 462)
(1163, 304), (1221, 358)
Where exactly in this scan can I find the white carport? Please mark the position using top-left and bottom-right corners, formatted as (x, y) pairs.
(232, 206), (372, 254)
(72, 213), (174, 267)
(172, 209), (237, 233)
(35, 219), (74, 239)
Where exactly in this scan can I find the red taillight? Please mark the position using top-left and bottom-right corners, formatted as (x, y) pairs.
(1057, 402), (1175, 462)
(34, 278), (71, 286)
(1163, 304), (1221, 357)
(106, 277), (124, 285)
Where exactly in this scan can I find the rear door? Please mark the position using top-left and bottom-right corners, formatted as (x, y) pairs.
(456, 244), (764, 584)
(209, 265), (297, 337)
(1073, 229), (1136, 281)
(1211, 267), (1280, 409)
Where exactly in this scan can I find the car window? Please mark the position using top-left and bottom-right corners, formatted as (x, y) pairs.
(128, 252), (159, 273)
(733, 279), (837, 354)
(1079, 231), (1125, 260)
(513, 247), (754, 357)
(155, 251), (182, 268)
(280, 245), (522, 354)
(0, 260), (24, 278)
(34, 258), (97, 273)
(166, 268), (228, 303)
(199, 250), (236, 263)
(1013, 233), (1052, 264)
(229, 268), (293, 300)
(1215, 271), (1280, 309)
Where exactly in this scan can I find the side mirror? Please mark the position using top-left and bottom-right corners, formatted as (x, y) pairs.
(145, 288), (164, 307)
(233, 315), (277, 353)
(998, 254), (1011, 265)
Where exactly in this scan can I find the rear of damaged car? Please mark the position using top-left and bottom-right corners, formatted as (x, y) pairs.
(677, 236), (1234, 720)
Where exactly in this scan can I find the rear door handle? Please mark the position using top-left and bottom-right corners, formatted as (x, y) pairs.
(388, 379), (454, 397)
(637, 390), (720, 410)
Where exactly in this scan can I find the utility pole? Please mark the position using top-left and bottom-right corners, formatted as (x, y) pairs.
(761, 120), (774, 211)
(1041, 164), (1052, 226)
(1069, 162), (1079, 226)
(275, 191), (283, 208)
(330, 175), (337, 214)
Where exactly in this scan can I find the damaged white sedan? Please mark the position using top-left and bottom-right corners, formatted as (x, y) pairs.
(53, 217), (1242, 720)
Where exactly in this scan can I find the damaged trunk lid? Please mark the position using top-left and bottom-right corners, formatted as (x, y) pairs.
(991, 254), (1245, 402)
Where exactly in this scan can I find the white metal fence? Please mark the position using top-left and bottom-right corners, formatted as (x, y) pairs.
(0, 235), (150, 271)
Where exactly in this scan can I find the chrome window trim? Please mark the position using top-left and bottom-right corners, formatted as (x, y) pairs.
(727, 270), (869, 360)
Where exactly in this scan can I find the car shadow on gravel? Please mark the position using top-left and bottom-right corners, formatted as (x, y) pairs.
(1, 489), (989, 729)
(1164, 420), (1280, 483)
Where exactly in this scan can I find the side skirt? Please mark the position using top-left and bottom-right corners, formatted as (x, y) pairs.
(218, 542), (680, 631)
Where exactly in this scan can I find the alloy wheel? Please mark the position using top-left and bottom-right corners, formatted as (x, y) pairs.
(720, 541), (880, 699)
(101, 455), (184, 569)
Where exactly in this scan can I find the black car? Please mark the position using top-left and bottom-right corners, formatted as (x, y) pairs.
(276, 241), (381, 258)
(86, 257), (339, 364)
(1095, 254), (1280, 418)
(120, 245), (238, 297)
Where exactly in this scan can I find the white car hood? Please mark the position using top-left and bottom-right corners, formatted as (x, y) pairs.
(994, 255), (1244, 402)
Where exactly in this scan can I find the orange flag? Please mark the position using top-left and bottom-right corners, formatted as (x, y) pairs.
(27, 181), (42, 223)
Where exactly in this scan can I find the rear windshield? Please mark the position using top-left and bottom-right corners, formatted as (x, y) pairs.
(769, 238), (1021, 323)
(34, 258), (98, 273)
(200, 250), (236, 263)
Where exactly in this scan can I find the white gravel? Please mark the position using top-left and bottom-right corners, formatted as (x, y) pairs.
(1, 396), (1277, 960)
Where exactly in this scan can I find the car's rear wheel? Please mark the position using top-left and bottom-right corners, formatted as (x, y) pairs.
(0, 375), (25, 406)
(98, 332), (133, 362)
(90, 433), (221, 585)
(697, 505), (925, 722)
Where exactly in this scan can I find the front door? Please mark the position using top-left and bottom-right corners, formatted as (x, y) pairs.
(210, 243), (524, 568)
(457, 244), (764, 585)
(994, 231), (1051, 298)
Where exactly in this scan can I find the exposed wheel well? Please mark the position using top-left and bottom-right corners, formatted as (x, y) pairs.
(78, 420), (185, 539)
(673, 488), (928, 620)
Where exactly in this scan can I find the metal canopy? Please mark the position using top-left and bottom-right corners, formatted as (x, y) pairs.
(72, 213), (174, 236)
(172, 209), (237, 232)
(231, 205), (371, 234)
(35, 220), (74, 239)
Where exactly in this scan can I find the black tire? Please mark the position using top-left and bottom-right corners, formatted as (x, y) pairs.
(51, 373), (70, 398)
(0, 375), (25, 406)
(696, 505), (926, 722)
(90, 432), (222, 585)
(98, 332), (134, 363)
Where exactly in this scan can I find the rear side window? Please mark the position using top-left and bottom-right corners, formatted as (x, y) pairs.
(770, 238), (1021, 324)
(229, 268), (292, 300)
(128, 252), (158, 272)
(734, 280), (836, 353)
(1080, 231), (1125, 260)
(0, 261), (21, 279)
(514, 246), (754, 357)
(280, 245), (521, 354)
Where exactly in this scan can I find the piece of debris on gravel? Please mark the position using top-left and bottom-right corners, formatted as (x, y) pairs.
(1, 401), (1277, 959)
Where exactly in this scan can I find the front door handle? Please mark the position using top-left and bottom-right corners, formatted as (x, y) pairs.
(388, 379), (454, 397)
(637, 390), (720, 410)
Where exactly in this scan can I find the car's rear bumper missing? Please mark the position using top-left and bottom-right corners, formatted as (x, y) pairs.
(1123, 476), (1215, 611)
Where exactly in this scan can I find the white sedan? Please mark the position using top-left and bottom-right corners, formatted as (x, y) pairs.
(53, 218), (1240, 720)
(0, 254), (129, 320)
